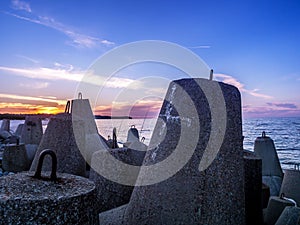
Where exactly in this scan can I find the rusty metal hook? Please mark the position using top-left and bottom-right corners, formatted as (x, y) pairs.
(33, 149), (57, 181)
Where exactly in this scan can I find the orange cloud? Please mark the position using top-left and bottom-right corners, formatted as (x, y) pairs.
(0, 93), (67, 114)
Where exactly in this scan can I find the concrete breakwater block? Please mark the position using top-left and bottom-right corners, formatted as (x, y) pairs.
(20, 115), (43, 145)
(263, 175), (283, 197)
(244, 150), (263, 225)
(127, 126), (139, 143)
(99, 204), (128, 225)
(15, 123), (24, 136)
(280, 169), (300, 206)
(0, 119), (10, 132)
(30, 113), (86, 176)
(101, 78), (245, 224)
(71, 96), (109, 165)
(275, 206), (300, 225)
(264, 196), (295, 225)
(0, 172), (98, 224)
(90, 147), (146, 213)
(0, 130), (11, 140)
(254, 132), (283, 196)
(25, 144), (38, 162)
(2, 143), (31, 172)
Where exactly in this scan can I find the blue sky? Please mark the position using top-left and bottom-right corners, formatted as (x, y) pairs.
(0, 0), (300, 117)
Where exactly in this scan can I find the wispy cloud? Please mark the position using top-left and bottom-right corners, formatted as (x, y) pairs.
(5, 3), (114, 48)
(0, 65), (143, 90)
(16, 54), (39, 64)
(215, 73), (273, 99)
(266, 102), (297, 109)
(11, 0), (31, 12)
(0, 65), (83, 82)
(19, 81), (49, 89)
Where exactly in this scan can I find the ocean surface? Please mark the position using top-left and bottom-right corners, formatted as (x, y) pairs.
(5, 117), (300, 170)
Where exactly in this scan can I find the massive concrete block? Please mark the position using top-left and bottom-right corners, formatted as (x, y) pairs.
(244, 150), (263, 225)
(0, 119), (10, 132)
(20, 116), (43, 145)
(275, 206), (300, 225)
(2, 143), (31, 172)
(71, 96), (109, 165)
(115, 78), (245, 225)
(280, 169), (300, 206)
(254, 132), (283, 196)
(264, 196), (295, 225)
(89, 147), (146, 213)
(15, 123), (24, 136)
(30, 113), (86, 176)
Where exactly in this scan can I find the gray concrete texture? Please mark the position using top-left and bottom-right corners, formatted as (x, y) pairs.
(71, 97), (109, 165)
(117, 78), (245, 224)
(275, 206), (300, 225)
(280, 169), (300, 206)
(126, 126), (139, 143)
(0, 172), (98, 224)
(254, 133), (283, 177)
(264, 196), (295, 225)
(90, 147), (146, 213)
(20, 115), (43, 145)
(15, 123), (24, 136)
(30, 113), (86, 176)
(2, 143), (31, 172)
(0, 119), (10, 132)
(263, 175), (283, 196)
(254, 133), (283, 196)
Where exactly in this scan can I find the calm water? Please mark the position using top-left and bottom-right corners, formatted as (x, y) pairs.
(5, 117), (300, 170)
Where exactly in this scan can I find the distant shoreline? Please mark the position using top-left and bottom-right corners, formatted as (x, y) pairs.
(0, 113), (132, 120)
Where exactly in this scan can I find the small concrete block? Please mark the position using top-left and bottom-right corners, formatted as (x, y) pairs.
(99, 204), (127, 225)
(280, 169), (300, 206)
(0, 119), (10, 132)
(30, 113), (86, 176)
(2, 144), (30, 172)
(20, 116), (43, 145)
(275, 206), (300, 225)
(264, 196), (295, 225)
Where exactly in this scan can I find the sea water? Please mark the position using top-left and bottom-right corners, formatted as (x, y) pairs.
(5, 117), (300, 170)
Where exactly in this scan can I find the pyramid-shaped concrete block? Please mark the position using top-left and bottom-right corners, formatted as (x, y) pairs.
(20, 115), (43, 145)
(71, 95), (109, 165)
(103, 78), (246, 224)
(30, 113), (86, 176)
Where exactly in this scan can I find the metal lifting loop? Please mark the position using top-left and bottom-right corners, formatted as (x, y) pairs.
(78, 92), (83, 99)
(209, 69), (213, 81)
(65, 100), (71, 113)
(33, 149), (58, 181)
(112, 127), (118, 149)
(131, 125), (135, 128)
(262, 131), (266, 138)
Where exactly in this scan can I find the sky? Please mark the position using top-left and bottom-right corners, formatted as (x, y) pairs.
(0, 0), (300, 118)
